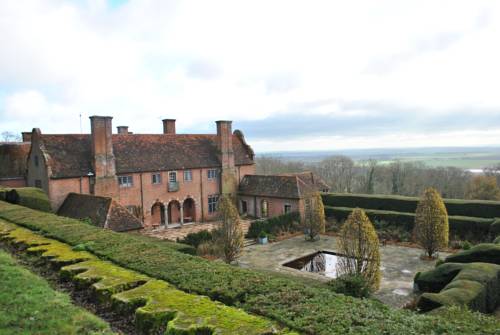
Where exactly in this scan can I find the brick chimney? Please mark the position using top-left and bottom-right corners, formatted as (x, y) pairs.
(216, 120), (237, 195)
(117, 126), (129, 135)
(162, 119), (176, 134)
(22, 132), (32, 142)
(90, 116), (117, 197)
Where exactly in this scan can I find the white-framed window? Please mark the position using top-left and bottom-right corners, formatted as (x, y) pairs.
(184, 170), (192, 182)
(208, 195), (219, 213)
(118, 175), (133, 187)
(284, 204), (292, 214)
(152, 173), (162, 184)
(168, 171), (177, 183)
(207, 169), (218, 180)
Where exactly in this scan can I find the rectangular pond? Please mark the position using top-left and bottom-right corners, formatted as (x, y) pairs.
(283, 251), (351, 278)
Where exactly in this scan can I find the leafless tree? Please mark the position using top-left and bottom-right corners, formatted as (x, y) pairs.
(1, 131), (21, 142)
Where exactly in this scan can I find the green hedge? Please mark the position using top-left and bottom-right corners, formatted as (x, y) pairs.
(246, 212), (301, 238)
(416, 262), (500, 313)
(445, 243), (500, 265)
(0, 187), (52, 212)
(322, 193), (500, 219)
(325, 206), (493, 241)
(0, 201), (499, 334)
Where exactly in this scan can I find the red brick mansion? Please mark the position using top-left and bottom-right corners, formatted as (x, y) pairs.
(0, 116), (329, 229)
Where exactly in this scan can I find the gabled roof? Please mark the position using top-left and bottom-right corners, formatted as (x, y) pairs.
(39, 133), (254, 178)
(0, 142), (30, 179)
(57, 192), (142, 232)
(239, 172), (330, 199)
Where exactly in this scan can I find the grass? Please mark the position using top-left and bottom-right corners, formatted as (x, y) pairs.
(1, 201), (499, 334)
(0, 249), (114, 335)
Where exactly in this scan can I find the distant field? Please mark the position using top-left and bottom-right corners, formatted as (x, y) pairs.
(261, 147), (500, 170)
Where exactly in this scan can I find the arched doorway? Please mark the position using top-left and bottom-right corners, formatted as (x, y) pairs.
(168, 200), (181, 224)
(151, 202), (165, 227)
(183, 198), (196, 223)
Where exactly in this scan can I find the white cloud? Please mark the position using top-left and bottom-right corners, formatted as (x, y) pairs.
(0, 0), (499, 150)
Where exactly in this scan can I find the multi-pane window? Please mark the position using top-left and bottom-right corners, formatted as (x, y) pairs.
(168, 171), (177, 182)
(34, 155), (39, 167)
(152, 173), (162, 184)
(208, 195), (219, 213)
(284, 204), (292, 214)
(207, 169), (218, 180)
(118, 175), (133, 187)
(184, 170), (192, 182)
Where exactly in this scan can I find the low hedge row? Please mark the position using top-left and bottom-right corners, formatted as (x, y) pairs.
(0, 201), (499, 334)
(0, 221), (283, 335)
(246, 212), (301, 238)
(325, 206), (495, 241)
(0, 187), (52, 212)
(322, 193), (500, 219)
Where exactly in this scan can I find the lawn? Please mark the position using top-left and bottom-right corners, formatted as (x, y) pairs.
(0, 250), (114, 335)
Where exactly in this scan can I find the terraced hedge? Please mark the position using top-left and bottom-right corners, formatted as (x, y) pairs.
(0, 249), (115, 335)
(322, 193), (500, 219)
(0, 187), (52, 212)
(246, 212), (301, 238)
(1, 201), (499, 334)
(325, 206), (494, 241)
(0, 221), (286, 335)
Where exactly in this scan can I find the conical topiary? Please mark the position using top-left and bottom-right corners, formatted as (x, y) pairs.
(337, 208), (381, 290)
(414, 187), (449, 258)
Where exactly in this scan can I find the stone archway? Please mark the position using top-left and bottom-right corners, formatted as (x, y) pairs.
(151, 202), (165, 227)
(168, 200), (181, 224)
(182, 198), (196, 223)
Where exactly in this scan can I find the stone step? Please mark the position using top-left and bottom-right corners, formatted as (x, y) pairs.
(243, 239), (256, 247)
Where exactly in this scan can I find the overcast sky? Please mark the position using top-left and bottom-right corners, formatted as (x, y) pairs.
(1, 0), (500, 152)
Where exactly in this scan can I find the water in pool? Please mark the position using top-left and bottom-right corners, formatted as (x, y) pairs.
(283, 251), (349, 278)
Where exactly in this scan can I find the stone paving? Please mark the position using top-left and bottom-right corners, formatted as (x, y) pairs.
(141, 220), (251, 241)
(238, 235), (450, 307)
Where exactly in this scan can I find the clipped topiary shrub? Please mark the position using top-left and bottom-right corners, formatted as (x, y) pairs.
(337, 208), (381, 290)
(416, 262), (500, 313)
(304, 192), (326, 241)
(414, 188), (449, 258)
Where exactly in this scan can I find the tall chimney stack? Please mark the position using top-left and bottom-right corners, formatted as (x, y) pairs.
(216, 120), (237, 195)
(162, 119), (176, 134)
(117, 126), (129, 135)
(90, 116), (117, 197)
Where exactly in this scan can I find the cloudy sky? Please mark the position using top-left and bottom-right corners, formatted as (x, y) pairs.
(1, 0), (500, 152)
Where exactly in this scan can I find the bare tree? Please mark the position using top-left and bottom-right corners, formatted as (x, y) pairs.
(1, 131), (21, 142)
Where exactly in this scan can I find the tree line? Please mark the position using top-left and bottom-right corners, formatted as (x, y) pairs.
(256, 155), (500, 201)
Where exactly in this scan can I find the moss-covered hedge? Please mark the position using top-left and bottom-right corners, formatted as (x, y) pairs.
(322, 193), (500, 219)
(416, 262), (500, 313)
(1, 201), (499, 334)
(445, 243), (500, 265)
(246, 212), (301, 238)
(325, 206), (493, 241)
(0, 187), (52, 212)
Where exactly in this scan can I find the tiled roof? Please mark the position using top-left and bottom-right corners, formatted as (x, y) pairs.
(0, 142), (30, 179)
(57, 192), (142, 232)
(40, 133), (254, 178)
(239, 172), (330, 199)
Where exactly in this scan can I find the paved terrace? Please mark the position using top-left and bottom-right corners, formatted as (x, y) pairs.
(238, 235), (450, 307)
(140, 220), (251, 241)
